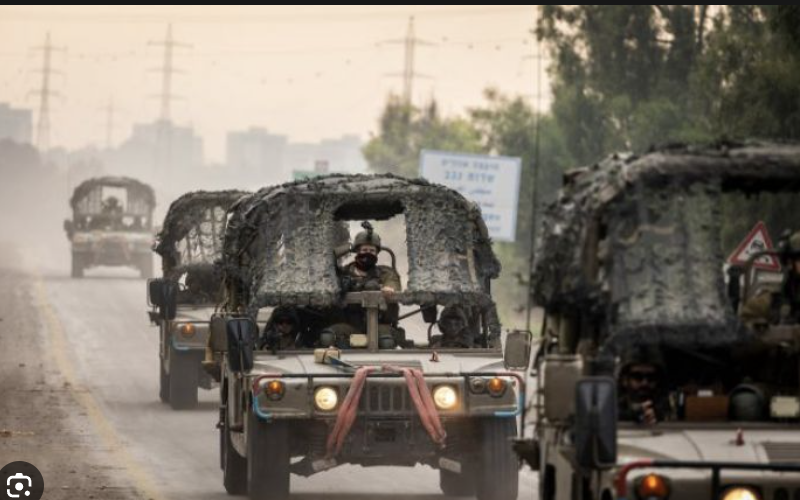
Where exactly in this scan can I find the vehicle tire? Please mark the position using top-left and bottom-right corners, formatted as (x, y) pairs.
(159, 357), (170, 403)
(476, 418), (519, 500)
(440, 468), (476, 497)
(223, 408), (248, 495)
(168, 344), (199, 410)
(247, 411), (290, 500)
(71, 252), (84, 278)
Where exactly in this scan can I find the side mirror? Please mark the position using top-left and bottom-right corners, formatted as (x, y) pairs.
(63, 219), (74, 238)
(148, 278), (164, 307)
(148, 279), (177, 320)
(422, 305), (438, 324)
(504, 330), (533, 370)
(227, 317), (257, 373)
(575, 377), (617, 470)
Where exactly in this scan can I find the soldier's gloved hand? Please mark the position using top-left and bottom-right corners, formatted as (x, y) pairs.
(639, 400), (658, 425)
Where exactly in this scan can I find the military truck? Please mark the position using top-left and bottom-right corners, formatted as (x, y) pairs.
(64, 176), (156, 278)
(148, 190), (248, 410)
(521, 142), (800, 500)
(210, 174), (530, 500)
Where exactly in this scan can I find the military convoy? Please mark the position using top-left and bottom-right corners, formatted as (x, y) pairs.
(205, 174), (531, 500)
(520, 143), (800, 500)
(64, 176), (156, 278)
(148, 190), (248, 410)
(95, 140), (800, 500)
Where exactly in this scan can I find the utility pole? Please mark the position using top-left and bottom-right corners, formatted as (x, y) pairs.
(525, 19), (545, 333)
(29, 31), (64, 153)
(148, 23), (190, 123)
(148, 24), (190, 178)
(103, 97), (115, 150)
(382, 16), (435, 106)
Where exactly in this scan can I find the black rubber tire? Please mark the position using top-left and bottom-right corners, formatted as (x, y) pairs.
(247, 411), (290, 500)
(223, 408), (248, 495)
(159, 357), (170, 403)
(440, 468), (477, 497)
(168, 344), (199, 410)
(476, 418), (519, 500)
(71, 252), (84, 278)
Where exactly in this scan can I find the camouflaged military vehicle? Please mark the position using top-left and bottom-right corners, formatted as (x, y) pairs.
(521, 142), (800, 500)
(148, 190), (248, 409)
(64, 176), (156, 278)
(210, 174), (531, 500)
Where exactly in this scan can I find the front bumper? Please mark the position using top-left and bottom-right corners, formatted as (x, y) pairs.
(249, 371), (524, 424)
(616, 460), (800, 499)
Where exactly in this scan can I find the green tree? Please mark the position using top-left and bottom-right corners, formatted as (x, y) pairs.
(362, 95), (482, 178)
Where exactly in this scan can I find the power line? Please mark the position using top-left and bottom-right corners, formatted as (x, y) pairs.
(0, 6), (534, 25)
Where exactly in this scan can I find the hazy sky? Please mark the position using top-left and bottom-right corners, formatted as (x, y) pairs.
(0, 5), (549, 161)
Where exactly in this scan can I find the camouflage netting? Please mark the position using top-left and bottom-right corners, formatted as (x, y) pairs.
(70, 176), (155, 216)
(153, 190), (249, 278)
(221, 174), (501, 323)
(532, 141), (800, 353)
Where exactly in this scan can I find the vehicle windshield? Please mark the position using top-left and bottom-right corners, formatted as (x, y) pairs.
(609, 185), (800, 425)
(255, 214), (495, 352)
(72, 183), (153, 232)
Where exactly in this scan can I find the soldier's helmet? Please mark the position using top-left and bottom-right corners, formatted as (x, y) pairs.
(353, 221), (382, 251)
(617, 344), (665, 378)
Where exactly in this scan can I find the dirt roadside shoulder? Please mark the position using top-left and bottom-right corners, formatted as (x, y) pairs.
(0, 244), (143, 500)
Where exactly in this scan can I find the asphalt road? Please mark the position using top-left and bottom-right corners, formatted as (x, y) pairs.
(4, 254), (538, 500)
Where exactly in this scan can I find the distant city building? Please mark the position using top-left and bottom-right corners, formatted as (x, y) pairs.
(112, 120), (204, 182)
(0, 102), (33, 144)
(226, 127), (287, 182)
(284, 134), (368, 179)
(226, 129), (367, 182)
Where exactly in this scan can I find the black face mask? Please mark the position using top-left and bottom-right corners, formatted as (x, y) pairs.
(355, 252), (378, 271)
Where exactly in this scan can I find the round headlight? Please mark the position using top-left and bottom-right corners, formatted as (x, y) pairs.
(179, 323), (196, 338)
(314, 387), (338, 411)
(635, 473), (669, 499)
(433, 385), (458, 410)
(721, 487), (761, 500)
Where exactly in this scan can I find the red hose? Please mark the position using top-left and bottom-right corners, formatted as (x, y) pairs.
(393, 366), (447, 447)
(325, 366), (447, 458)
(326, 366), (375, 457)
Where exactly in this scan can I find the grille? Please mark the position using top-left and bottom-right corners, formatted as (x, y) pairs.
(356, 382), (413, 414)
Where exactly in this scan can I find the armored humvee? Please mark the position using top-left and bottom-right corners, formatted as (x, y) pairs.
(522, 142), (800, 500)
(210, 174), (531, 500)
(148, 190), (249, 410)
(64, 176), (156, 278)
